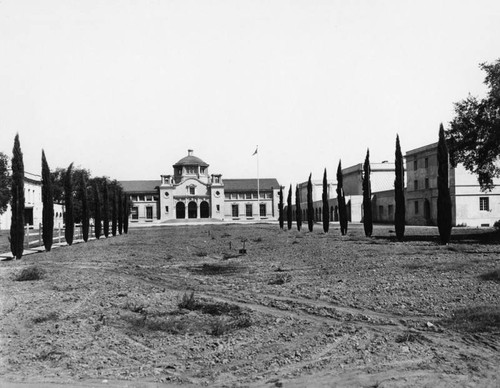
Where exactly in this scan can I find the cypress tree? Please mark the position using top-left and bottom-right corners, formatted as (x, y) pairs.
(41, 150), (54, 251)
(278, 187), (284, 229)
(363, 149), (373, 237)
(93, 181), (102, 239)
(118, 188), (123, 235)
(307, 173), (314, 232)
(80, 174), (89, 242)
(337, 161), (348, 235)
(295, 185), (302, 231)
(322, 168), (329, 233)
(286, 185), (292, 230)
(103, 181), (109, 237)
(395, 135), (405, 241)
(123, 193), (129, 234)
(10, 134), (25, 259)
(64, 163), (74, 245)
(111, 186), (117, 236)
(437, 123), (453, 244)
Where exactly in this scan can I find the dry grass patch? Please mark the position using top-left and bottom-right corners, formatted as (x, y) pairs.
(14, 266), (45, 281)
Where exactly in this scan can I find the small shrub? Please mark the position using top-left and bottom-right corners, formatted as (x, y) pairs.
(479, 269), (500, 282)
(233, 314), (252, 329)
(195, 251), (208, 257)
(33, 312), (58, 324)
(395, 331), (428, 343)
(178, 291), (197, 310)
(252, 237), (263, 243)
(269, 273), (292, 285)
(494, 220), (500, 230)
(14, 266), (44, 281)
(440, 305), (500, 333)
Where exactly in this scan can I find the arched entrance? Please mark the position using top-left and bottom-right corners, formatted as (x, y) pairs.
(176, 202), (185, 219)
(188, 201), (197, 219)
(200, 201), (210, 218)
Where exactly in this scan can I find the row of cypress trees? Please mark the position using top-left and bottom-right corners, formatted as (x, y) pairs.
(278, 127), (453, 244)
(8, 134), (130, 259)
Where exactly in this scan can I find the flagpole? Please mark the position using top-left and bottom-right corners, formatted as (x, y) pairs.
(256, 145), (260, 220)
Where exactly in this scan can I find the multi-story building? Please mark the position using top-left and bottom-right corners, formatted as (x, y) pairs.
(405, 142), (500, 227)
(0, 172), (64, 230)
(120, 150), (280, 223)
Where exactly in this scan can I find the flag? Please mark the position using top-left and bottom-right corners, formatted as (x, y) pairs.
(252, 147), (258, 156)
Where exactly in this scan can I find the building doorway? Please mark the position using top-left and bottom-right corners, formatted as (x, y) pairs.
(24, 208), (34, 226)
(176, 202), (185, 219)
(200, 201), (209, 218)
(188, 201), (197, 218)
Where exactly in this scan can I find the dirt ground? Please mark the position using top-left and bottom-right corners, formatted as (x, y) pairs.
(1, 223), (499, 387)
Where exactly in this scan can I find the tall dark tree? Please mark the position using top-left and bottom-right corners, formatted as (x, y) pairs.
(0, 152), (11, 215)
(295, 185), (302, 231)
(448, 59), (500, 190)
(10, 134), (25, 259)
(362, 149), (373, 237)
(111, 186), (117, 236)
(438, 124), (453, 244)
(322, 168), (329, 233)
(64, 163), (74, 245)
(278, 187), (284, 229)
(286, 185), (292, 230)
(307, 173), (314, 232)
(51, 166), (91, 223)
(337, 161), (348, 236)
(80, 173), (89, 242)
(41, 150), (54, 251)
(118, 188), (123, 235)
(93, 181), (102, 239)
(102, 181), (110, 238)
(123, 193), (130, 234)
(394, 135), (406, 241)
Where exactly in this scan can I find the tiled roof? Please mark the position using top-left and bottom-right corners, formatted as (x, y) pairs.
(120, 180), (160, 193)
(224, 178), (280, 192)
(173, 155), (209, 167)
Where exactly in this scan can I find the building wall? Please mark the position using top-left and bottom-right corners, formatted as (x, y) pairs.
(0, 173), (64, 231)
(405, 143), (500, 227)
(224, 189), (278, 220)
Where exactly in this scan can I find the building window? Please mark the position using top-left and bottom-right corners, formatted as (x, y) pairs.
(260, 203), (266, 217)
(216, 204), (220, 212)
(252, 193), (258, 199)
(425, 178), (429, 189)
(413, 160), (418, 170)
(232, 204), (239, 217)
(245, 193), (252, 199)
(178, 169), (182, 175)
(146, 195), (153, 201)
(238, 193), (244, 199)
(189, 186), (195, 195)
(200, 167), (205, 174)
(378, 206), (383, 218)
(479, 197), (489, 211)
(425, 157), (429, 168)
(131, 207), (139, 220)
(414, 180), (419, 190)
(165, 206), (169, 213)
(246, 204), (253, 217)
(146, 206), (153, 219)
(214, 176), (220, 183)
(225, 194), (231, 199)
(414, 201), (419, 214)
(388, 205), (394, 218)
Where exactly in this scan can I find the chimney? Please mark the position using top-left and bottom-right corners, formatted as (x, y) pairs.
(188, 149), (193, 156)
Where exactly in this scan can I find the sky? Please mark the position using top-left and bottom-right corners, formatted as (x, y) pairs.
(1, 0), (499, 188)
